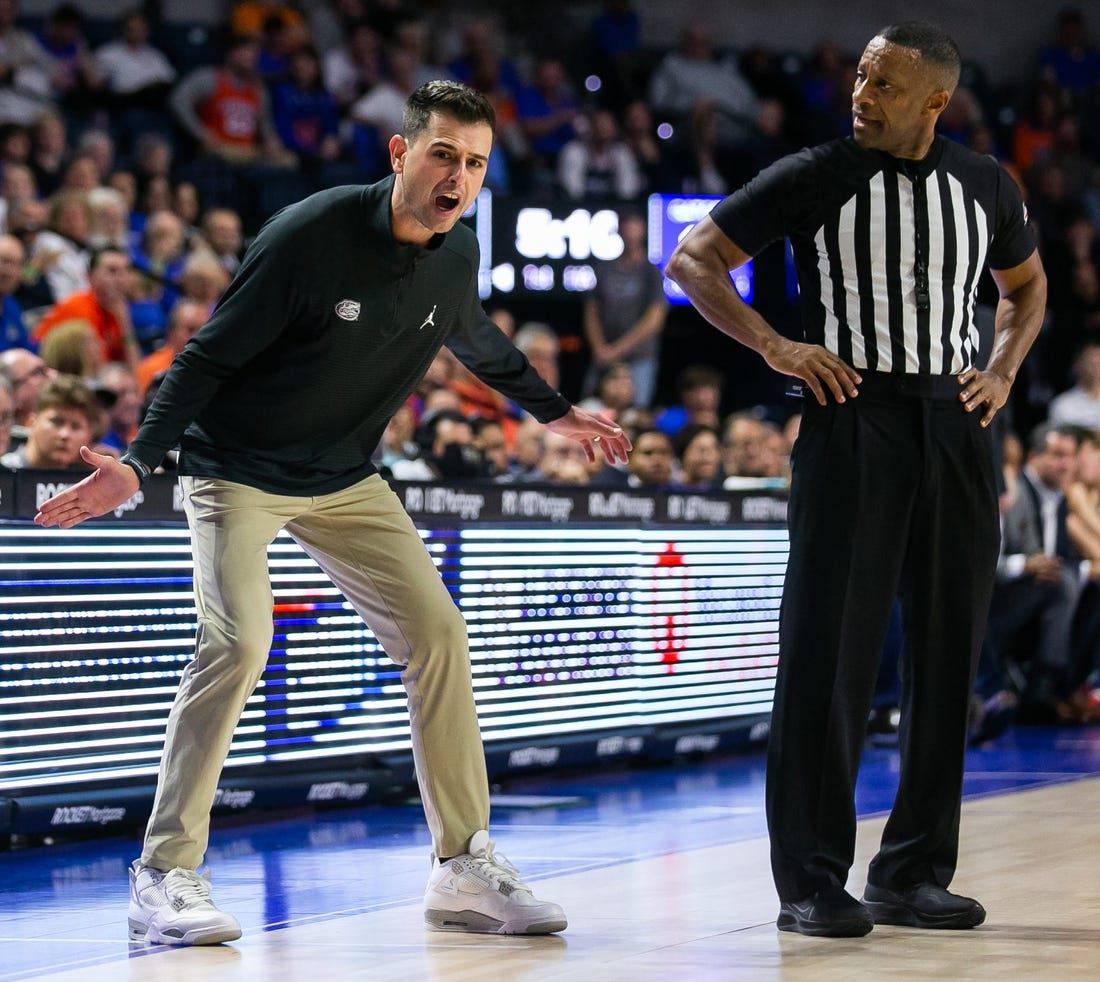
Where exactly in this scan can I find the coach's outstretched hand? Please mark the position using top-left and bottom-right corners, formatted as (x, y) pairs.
(546, 407), (632, 465)
(33, 447), (141, 529)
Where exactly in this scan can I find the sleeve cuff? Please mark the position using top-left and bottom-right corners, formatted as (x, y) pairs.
(119, 452), (151, 484)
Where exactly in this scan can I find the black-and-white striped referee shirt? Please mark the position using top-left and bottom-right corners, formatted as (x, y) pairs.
(710, 136), (1036, 375)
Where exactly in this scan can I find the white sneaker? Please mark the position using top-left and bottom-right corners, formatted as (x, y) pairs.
(424, 830), (567, 935)
(128, 861), (243, 945)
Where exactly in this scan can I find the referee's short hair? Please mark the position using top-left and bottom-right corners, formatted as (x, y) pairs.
(403, 81), (496, 143)
(877, 22), (961, 91)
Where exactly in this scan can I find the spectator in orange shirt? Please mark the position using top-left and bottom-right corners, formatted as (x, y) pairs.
(136, 298), (208, 397)
(230, 1), (304, 39)
(34, 246), (139, 371)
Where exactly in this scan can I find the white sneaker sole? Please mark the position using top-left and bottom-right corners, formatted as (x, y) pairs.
(424, 908), (567, 935)
(128, 916), (242, 946)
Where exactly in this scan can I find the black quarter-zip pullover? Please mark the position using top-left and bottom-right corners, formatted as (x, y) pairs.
(127, 176), (570, 495)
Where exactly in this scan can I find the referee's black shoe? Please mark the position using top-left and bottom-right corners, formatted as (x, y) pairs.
(776, 885), (874, 937)
(862, 883), (986, 929)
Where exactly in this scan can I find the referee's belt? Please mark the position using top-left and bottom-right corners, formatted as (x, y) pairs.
(787, 371), (965, 401)
(853, 370), (964, 401)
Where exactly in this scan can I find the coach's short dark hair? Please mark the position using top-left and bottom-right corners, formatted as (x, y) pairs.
(403, 81), (496, 143)
(878, 22), (961, 91)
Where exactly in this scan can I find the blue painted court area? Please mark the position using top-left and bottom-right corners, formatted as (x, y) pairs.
(2, 726), (1099, 980)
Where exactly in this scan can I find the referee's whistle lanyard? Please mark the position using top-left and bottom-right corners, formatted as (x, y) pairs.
(908, 171), (931, 313)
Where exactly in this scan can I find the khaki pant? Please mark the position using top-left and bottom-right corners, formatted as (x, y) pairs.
(141, 474), (489, 869)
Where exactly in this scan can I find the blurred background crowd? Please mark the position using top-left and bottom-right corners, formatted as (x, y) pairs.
(0, 0), (1099, 728)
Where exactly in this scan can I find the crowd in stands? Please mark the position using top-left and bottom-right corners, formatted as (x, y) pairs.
(1, 0), (1100, 729)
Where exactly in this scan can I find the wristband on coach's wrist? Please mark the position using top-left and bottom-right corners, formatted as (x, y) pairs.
(119, 453), (151, 484)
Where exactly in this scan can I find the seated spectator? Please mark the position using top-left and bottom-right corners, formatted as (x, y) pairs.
(34, 245), (139, 371)
(721, 411), (787, 489)
(30, 189), (90, 303)
(255, 11), (305, 82)
(0, 372), (12, 454)
(0, 0), (60, 126)
(38, 317), (101, 376)
(1012, 87), (1059, 173)
(194, 207), (243, 277)
(471, 417), (509, 479)
(503, 415), (545, 480)
(350, 46), (419, 149)
(797, 41), (853, 144)
(447, 20), (523, 100)
(130, 131), (172, 193)
(86, 186), (130, 250)
(1040, 6), (1100, 101)
(1063, 427), (1100, 720)
(94, 9), (176, 112)
(136, 298), (208, 397)
(136, 175), (172, 221)
(391, 20), (444, 91)
(517, 428), (592, 485)
(28, 110), (67, 196)
(0, 347), (55, 443)
(322, 20), (382, 111)
(1, 159), (36, 205)
(177, 251), (230, 308)
(271, 45), (342, 167)
(173, 181), (201, 232)
(558, 109), (642, 200)
(671, 99), (731, 195)
(93, 361), (140, 452)
(620, 99), (678, 196)
(447, 340), (523, 449)
(672, 422), (721, 491)
(516, 57), (580, 187)
(127, 209), (187, 351)
(131, 210), (186, 299)
(582, 211), (667, 407)
(460, 41), (523, 194)
(0, 372), (97, 469)
(107, 168), (138, 218)
(624, 427), (674, 488)
(58, 151), (102, 193)
(512, 321), (561, 393)
(579, 361), (637, 419)
(419, 385), (462, 420)
(376, 401), (421, 474)
(391, 408), (488, 481)
(648, 23), (760, 148)
(1049, 339), (1100, 430)
(170, 34), (292, 168)
(77, 128), (115, 182)
(33, 2), (102, 115)
(8, 196), (53, 309)
(0, 231), (29, 350)
(988, 423), (1084, 723)
(5, 121), (32, 171)
(654, 364), (723, 436)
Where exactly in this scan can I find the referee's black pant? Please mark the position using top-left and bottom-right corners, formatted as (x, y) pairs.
(767, 372), (1000, 903)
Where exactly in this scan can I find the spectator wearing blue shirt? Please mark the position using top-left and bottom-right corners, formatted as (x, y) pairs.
(271, 45), (342, 167)
(516, 58), (580, 189)
(447, 21), (523, 100)
(1041, 7), (1100, 97)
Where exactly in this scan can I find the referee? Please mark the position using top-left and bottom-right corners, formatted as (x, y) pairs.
(667, 23), (1046, 937)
